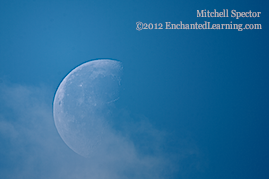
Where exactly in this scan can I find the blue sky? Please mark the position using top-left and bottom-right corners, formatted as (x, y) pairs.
(0, 0), (268, 178)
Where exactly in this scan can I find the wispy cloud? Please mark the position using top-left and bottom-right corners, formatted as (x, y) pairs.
(0, 83), (202, 179)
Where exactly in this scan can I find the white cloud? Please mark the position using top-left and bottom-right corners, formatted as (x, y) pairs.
(0, 83), (202, 179)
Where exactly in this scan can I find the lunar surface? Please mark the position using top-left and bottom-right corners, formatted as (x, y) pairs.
(53, 59), (122, 157)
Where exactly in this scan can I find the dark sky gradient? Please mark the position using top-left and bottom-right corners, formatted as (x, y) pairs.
(0, 0), (268, 178)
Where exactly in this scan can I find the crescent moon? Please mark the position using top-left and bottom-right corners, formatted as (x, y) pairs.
(53, 59), (122, 157)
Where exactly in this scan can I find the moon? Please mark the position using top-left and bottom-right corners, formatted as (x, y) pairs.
(53, 59), (122, 157)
